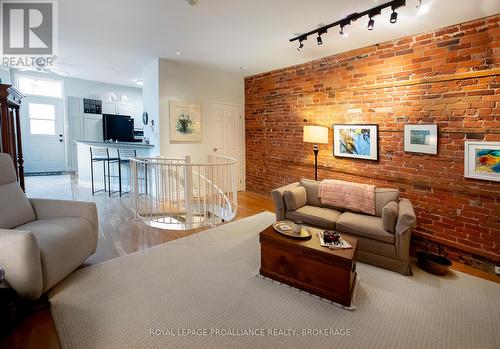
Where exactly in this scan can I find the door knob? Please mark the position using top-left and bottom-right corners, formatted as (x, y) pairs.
(213, 148), (218, 152)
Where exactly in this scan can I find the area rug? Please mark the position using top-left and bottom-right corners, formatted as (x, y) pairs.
(49, 212), (500, 349)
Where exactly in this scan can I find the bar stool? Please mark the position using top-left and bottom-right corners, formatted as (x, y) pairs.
(117, 149), (137, 197)
(90, 147), (120, 196)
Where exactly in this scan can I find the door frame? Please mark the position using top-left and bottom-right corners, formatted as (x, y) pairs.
(210, 101), (245, 191)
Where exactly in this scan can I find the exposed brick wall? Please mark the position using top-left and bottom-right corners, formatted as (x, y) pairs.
(245, 16), (500, 269)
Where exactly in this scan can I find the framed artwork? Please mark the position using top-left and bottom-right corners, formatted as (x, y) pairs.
(464, 141), (500, 182)
(404, 124), (438, 154)
(333, 124), (378, 161)
(169, 101), (202, 142)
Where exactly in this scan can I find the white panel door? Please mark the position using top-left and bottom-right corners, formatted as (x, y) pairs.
(21, 97), (66, 172)
(211, 102), (244, 191)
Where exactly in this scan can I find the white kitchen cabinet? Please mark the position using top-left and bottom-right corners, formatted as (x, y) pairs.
(102, 102), (117, 114)
(117, 103), (133, 116)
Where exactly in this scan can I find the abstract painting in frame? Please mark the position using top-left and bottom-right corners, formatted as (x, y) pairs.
(333, 124), (378, 161)
(464, 141), (500, 182)
(404, 124), (438, 154)
(169, 101), (202, 142)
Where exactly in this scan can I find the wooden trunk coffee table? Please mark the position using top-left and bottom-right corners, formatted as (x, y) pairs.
(259, 224), (358, 307)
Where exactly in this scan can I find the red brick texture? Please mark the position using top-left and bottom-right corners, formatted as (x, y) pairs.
(245, 16), (500, 268)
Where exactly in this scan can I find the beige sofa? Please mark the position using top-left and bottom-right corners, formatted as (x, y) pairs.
(0, 153), (98, 300)
(272, 179), (416, 275)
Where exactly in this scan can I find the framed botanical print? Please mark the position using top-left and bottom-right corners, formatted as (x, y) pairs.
(169, 101), (202, 142)
(404, 124), (438, 154)
(333, 124), (378, 161)
(464, 141), (500, 182)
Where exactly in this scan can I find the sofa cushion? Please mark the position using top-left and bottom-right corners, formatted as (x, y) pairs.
(382, 201), (399, 233)
(336, 212), (395, 244)
(375, 188), (399, 217)
(286, 205), (341, 230)
(0, 182), (36, 229)
(284, 186), (307, 211)
(300, 179), (321, 207)
(16, 217), (96, 292)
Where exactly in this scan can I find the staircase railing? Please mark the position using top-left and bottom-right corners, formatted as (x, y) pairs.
(130, 154), (238, 230)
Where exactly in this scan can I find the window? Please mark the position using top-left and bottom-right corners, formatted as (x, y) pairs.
(29, 103), (56, 135)
(18, 76), (63, 98)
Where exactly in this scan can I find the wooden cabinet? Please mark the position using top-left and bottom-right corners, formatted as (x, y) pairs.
(259, 225), (358, 307)
(0, 84), (25, 190)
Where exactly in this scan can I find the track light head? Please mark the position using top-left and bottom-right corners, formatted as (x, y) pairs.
(297, 36), (306, 51)
(317, 35), (323, 45)
(390, 10), (398, 23)
(368, 18), (375, 30)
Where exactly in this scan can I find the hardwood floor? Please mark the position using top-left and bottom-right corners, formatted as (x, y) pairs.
(1, 174), (497, 349)
(1, 174), (274, 349)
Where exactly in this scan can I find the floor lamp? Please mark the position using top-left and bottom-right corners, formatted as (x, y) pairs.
(303, 126), (329, 181)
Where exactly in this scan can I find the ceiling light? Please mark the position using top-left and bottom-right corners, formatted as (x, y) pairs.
(390, 10), (398, 23)
(135, 79), (144, 86)
(297, 37), (306, 51)
(175, 51), (182, 55)
(339, 20), (350, 38)
(317, 34), (323, 45)
(368, 17), (375, 30)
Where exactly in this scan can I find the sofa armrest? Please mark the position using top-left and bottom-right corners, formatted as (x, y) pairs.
(0, 229), (43, 300)
(395, 198), (416, 235)
(271, 182), (300, 220)
(29, 198), (98, 232)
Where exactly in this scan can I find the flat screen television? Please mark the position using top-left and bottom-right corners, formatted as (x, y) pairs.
(103, 114), (134, 142)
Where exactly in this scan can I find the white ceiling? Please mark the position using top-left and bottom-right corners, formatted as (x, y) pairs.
(55, 0), (500, 87)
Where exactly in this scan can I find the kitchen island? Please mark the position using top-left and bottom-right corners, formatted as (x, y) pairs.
(76, 140), (154, 189)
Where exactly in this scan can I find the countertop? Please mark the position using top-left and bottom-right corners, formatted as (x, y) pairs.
(76, 140), (155, 148)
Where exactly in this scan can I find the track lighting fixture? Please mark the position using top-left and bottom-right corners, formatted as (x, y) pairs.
(290, 0), (407, 50)
(297, 37), (306, 51)
(390, 9), (398, 23)
(367, 16), (375, 30)
(316, 29), (326, 45)
(339, 20), (350, 37)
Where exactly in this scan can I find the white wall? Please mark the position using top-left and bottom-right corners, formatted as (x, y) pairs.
(142, 59), (160, 156)
(156, 59), (244, 162)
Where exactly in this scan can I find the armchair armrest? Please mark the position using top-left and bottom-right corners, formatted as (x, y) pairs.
(29, 198), (98, 232)
(395, 198), (416, 235)
(0, 229), (43, 300)
(271, 182), (300, 220)
(395, 198), (416, 262)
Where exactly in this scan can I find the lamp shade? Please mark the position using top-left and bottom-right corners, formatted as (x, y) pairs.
(303, 126), (329, 144)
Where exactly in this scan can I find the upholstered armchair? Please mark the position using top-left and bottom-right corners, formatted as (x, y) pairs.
(0, 153), (98, 300)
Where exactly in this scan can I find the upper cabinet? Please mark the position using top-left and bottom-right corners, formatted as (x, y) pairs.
(102, 101), (117, 115)
(117, 103), (133, 116)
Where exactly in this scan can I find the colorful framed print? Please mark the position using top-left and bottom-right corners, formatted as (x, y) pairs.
(464, 141), (500, 182)
(404, 124), (438, 154)
(169, 101), (202, 142)
(333, 124), (378, 161)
